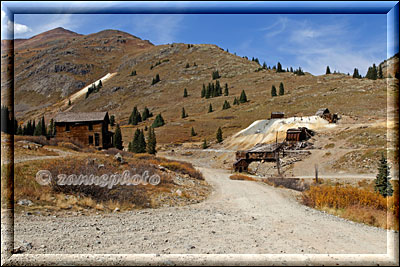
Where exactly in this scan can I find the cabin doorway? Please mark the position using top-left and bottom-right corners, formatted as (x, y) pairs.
(94, 133), (100, 146)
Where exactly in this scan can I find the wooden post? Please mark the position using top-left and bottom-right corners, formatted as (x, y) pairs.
(315, 164), (319, 184)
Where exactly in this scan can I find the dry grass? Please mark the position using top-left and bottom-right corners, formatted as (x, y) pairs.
(14, 135), (92, 152)
(13, 150), (209, 213)
(262, 177), (310, 192)
(301, 183), (399, 230)
(229, 174), (257, 181)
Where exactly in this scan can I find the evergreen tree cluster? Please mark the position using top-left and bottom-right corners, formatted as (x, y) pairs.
(201, 80), (225, 99)
(16, 115), (49, 137)
(130, 70), (137, 76)
(128, 127), (157, 154)
(129, 106), (153, 125)
(212, 70), (221, 80)
(352, 68), (362, 78)
(276, 62), (285, 73)
(365, 63), (384, 80)
(151, 114), (165, 128)
(293, 67), (305, 76)
(222, 100), (231, 110)
(151, 74), (160, 85)
(85, 81), (102, 98)
(251, 57), (260, 65)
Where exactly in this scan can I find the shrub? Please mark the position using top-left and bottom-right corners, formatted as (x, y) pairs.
(230, 174), (256, 181)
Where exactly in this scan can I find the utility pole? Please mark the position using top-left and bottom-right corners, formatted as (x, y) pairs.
(315, 164), (319, 184)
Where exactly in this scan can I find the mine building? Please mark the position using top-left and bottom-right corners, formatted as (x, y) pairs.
(286, 127), (314, 143)
(54, 111), (113, 149)
(233, 143), (285, 172)
(271, 112), (285, 119)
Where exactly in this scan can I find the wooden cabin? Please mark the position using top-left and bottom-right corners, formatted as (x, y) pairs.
(54, 111), (113, 149)
(271, 112), (285, 119)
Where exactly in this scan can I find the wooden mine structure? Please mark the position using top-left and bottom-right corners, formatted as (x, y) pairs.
(286, 127), (314, 143)
(271, 112), (285, 119)
(233, 142), (285, 172)
(315, 108), (338, 123)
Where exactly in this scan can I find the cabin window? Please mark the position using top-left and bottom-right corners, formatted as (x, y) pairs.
(65, 123), (70, 131)
(88, 135), (93, 145)
(88, 123), (93, 131)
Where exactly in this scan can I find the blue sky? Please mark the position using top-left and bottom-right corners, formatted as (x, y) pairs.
(1, 2), (396, 76)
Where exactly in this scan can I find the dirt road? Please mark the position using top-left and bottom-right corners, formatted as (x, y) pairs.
(14, 164), (392, 255)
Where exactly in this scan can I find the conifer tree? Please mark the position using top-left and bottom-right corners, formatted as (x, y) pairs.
(138, 130), (147, 153)
(201, 84), (206, 98)
(113, 124), (123, 150)
(129, 129), (141, 153)
(216, 127), (223, 143)
(378, 65), (383, 79)
(131, 70), (137, 76)
(202, 138), (208, 149)
(279, 82), (285, 96)
(277, 62), (283, 72)
(152, 114), (165, 128)
(271, 85), (277, 97)
(191, 127), (197, 136)
(224, 83), (229, 96)
(222, 100), (231, 110)
(34, 120), (42, 136)
(290, 67), (293, 72)
(239, 90), (247, 103)
(142, 107), (152, 121)
(374, 153), (393, 197)
(98, 80), (102, 88)
(182, 107), (188, 118)
(146, 127), (157, 154)
(129, 106), (142, 125)
(48, 118), (54, 137)
(326, 66), (331, 74)
(68, 99), (71, 106)
(208, 103), (213, 113)
(183, 88), (188, 97)
(353, 68), (361, 79)
(110, 115), (115, 127)
(262, 62), (267, 69)
(185, 63), (190, 68)
(233, 97), (239, 105)
(41, 116), (46, 136)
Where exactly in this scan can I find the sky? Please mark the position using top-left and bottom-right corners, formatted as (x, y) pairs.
(1, 2), (396, 76)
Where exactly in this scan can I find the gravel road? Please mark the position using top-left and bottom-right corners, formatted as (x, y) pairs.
(14, 165), (392, 255)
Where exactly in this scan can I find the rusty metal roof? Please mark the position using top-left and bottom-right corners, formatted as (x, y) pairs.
(54, 111), (108, 123)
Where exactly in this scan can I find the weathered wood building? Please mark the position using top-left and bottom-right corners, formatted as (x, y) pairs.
(54, 111), (113, 149)
(286, 127), (314, 143)
(271, 112), (285, 119)
(234, 143), (285, 172)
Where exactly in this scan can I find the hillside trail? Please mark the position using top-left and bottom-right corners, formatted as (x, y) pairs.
(13, 147), (75, 164)
(13, 156), (394, 256)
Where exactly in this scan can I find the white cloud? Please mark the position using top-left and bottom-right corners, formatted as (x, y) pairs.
(131, 14), (184, 44)
(264, 17), (384, 75)
(1, 8), (32, 38)
(260, 17), (288, 38)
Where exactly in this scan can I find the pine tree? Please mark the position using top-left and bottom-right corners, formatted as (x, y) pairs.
(233, 97), (239, 105)
(326, 66), (331, 74)
(34, 120), (42, 136)
(290, 67), (293, 72)
(201, 84), (206, 98)
(129, 106), (142, 125)
(131, 70), (137, 76)
(208, 103), (213, 113)
(183, 88), (188, 97)
(366, 64), (378, 80)
(185, 63), (190, 68)
(222, 100), (231, 110)
(216, 127), (223, 143)
(113, 124), (123, 150)
(146, 127), (157, 154)
(239, 90), (247, 103)
(98, 80), (102, 88)
(41, 116), (46, 136)
(138, 130), (147, 153)
(152, 114), (165, 128)
(130, 129), (141, 153)
(205, 84), (211, 99)
(353, 68), (361, 79)
(182, 107), (188, 118)
(279, 82), (285, 96)
(212, 70), (220, 80)
(271, 85), (277, 97)
(378, 65), (383, 79)
(142, 107), (152, 121)
(68, 99), (71, 106)
(191, 127), (197, 136)
(262, 62), (267, 69)
(110, 115), (115, 126)
(374, 153), (393, 197)
(202, 139), (208, 149)
(277, 62), (283, 73)
(224, 83), (229, 96)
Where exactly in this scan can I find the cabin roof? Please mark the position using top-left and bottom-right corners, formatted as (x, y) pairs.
(315, 108), (330, 116)
(54, 111), (108, 123)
